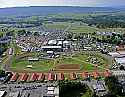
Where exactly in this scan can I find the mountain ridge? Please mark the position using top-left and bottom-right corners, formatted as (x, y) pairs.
(0, 6), (122, 16)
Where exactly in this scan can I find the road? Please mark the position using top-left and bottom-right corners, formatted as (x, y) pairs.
(3, 42), (15, 71)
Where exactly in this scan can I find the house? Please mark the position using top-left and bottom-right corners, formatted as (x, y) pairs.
(9, 92), (20, 97)
(37, 73), (45, 81)
(70, 72), (77, 80)
(58, 73), (64, 81)
(30, 73), (38, 82)
(48, 73), (54, 81)
(116, 45), (125, 51)
(10, 73), (19, 82)
(20, 73), (29, 82)
(48, 40), (57, 45)
(82, 72), (89, 79)
(8, 48), (13, 55)
(92, 71), (100, 79)
(104, 70), (111, 77)
(57, 41), (63, 46)
(47, 91), (54, 95)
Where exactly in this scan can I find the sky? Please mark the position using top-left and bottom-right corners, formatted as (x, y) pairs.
(0, 0), (125, 8)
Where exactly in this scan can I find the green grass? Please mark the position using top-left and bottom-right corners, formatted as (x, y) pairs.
(68, 24), (98, 33)
(44, 22), (69, 30)
(11, 51), (107, 72)
(11, 59), (55, 72)
(98, 28), (125, 33)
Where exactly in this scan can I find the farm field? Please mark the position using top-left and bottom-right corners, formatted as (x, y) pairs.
(43, 21), (125, 34)
(43, 22), (70, 30)
(68, 23), (98, 33)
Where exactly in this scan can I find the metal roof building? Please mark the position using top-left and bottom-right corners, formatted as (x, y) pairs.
(48, 87), (55, 91)
(41, 46), (62, 49)
(112, 70), (125, 76)
(48, 40), (57, 45)
(0, 91), (6, 97)
(9, 92), (20, 97)
(57, 41), (63, 45)
(115, 57), (125, 65)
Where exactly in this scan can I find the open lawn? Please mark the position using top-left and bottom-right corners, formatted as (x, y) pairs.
(11, 59), (54, 72)
(68, 23), (98, 33)
(10, 51), (108, 72)
(44, 22), (69, 30)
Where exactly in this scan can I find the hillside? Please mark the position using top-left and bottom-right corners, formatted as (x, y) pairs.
(0, 6), (121, 16)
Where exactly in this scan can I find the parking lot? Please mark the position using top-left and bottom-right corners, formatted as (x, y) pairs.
(0, 82), (59, 97)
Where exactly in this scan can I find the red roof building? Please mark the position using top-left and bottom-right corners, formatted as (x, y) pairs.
(20, 73), (29, 82)
(82, 72), (89, 79)
(104, 70), (111, 77)
(10, 73), (19, 82)
(70, 72), (77, 80)
(30, 73), (38, 81)
(58, 73), (64, 81)
(92, 71), (100, 79)
(48, 73), (54, 81)
(37, 73), (44, 81)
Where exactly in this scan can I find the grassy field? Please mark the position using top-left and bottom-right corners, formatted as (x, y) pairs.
(11, 51), (108, 72)
(44, 22), (69, 30)
(11, 59), (55, 72)
(68, 23), (98, 33)
(68, 22), (125, 33)
(98, 28), (125, 32)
